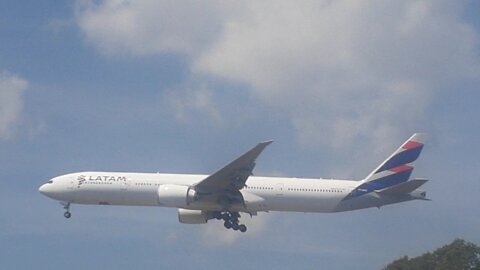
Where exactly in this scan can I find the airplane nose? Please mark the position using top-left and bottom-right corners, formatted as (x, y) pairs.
(38, 184), (48, 195)
(39, 183), (54, 197)
(38, 179), (70, 201)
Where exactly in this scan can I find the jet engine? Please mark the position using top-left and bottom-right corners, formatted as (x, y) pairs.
(177, 208), (207, 224)
(157, 184), (197, 208)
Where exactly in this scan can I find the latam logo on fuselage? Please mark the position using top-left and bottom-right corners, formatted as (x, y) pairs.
(77, 175), (127, 182)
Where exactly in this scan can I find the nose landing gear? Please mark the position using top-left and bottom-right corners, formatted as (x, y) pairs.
(62, 202), (71, 219)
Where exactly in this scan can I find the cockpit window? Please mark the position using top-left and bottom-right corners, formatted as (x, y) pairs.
(47, 180), (53, 184)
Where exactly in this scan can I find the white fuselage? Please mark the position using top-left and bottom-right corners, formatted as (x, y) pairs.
(39, 171), (410, 214)
(39, 134), (427, 231)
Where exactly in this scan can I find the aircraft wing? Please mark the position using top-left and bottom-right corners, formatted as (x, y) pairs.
(194, 141), (273, 192)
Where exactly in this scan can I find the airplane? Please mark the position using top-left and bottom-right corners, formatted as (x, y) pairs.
(39, 133), (429, 233)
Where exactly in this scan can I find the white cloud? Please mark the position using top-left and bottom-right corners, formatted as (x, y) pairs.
(164, 84), (223, 126)
(0, 71), (27, 139)
(74, 0), (480, 171)
(75, 0), (238, 56)
(195, 0), (479, 151)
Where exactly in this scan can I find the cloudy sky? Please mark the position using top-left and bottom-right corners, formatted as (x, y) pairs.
(1, 1), (479, 269)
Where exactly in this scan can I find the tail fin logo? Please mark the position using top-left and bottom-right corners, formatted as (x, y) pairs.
(373, 139), (424, 175)
(343, 133), (425, 200)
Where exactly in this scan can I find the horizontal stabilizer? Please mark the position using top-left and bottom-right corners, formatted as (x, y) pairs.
(376, 178), (428, 195)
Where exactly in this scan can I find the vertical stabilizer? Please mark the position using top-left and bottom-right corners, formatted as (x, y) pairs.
(363, 133), (426, 185)
(343, 133), (426, 200)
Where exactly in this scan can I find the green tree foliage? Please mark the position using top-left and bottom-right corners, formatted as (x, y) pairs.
(383, 239), (480, 270)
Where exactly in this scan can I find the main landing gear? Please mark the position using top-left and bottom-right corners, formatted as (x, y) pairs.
(213, 211), (247, 233)
(62, 202), (71, 219)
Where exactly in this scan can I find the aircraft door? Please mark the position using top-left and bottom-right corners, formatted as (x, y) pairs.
(67, 178), (75, 190)
(275, 183), (284, 196)
(65, 176), (77, 202)
(121, 178), (130, 191)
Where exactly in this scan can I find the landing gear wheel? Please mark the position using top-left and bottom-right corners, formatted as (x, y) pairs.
(231, 212), (240, 223)
(61, 202), (72, 218)
(213, 212), (223, 220)
(218, 211), (248, 232)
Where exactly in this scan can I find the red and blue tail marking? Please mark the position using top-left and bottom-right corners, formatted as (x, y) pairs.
(343, 133), (426, 200)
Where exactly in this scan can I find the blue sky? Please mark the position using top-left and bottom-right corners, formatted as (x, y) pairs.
(1, 1), (479, 269)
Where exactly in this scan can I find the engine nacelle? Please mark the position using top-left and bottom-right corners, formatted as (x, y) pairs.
(157, 184), (197, 208)
(178, 208), (207, 224)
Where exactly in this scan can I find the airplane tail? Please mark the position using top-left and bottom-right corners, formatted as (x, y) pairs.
(362, 133), (426, 186)
(343, 133), (426, 200)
